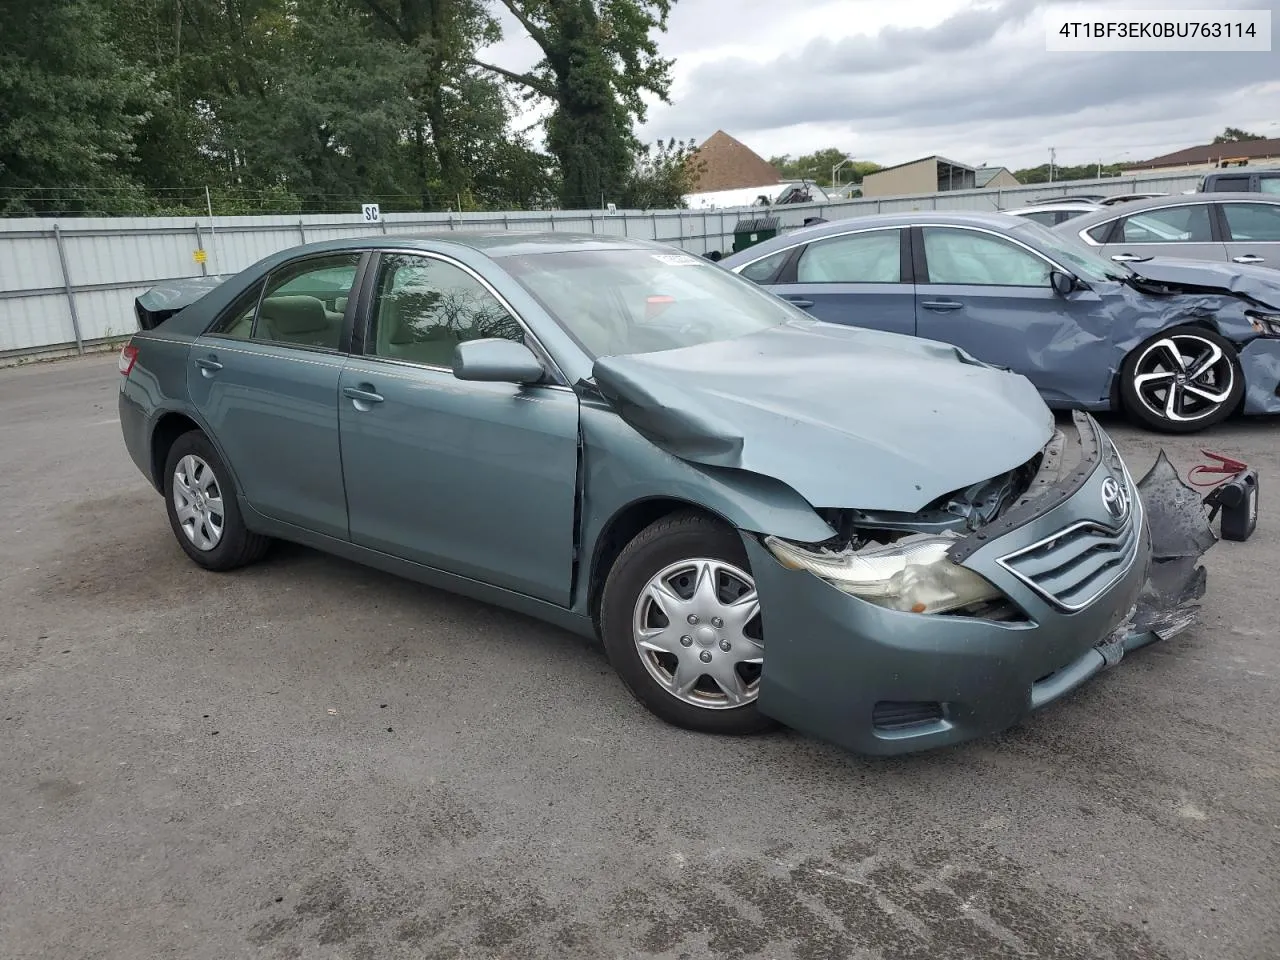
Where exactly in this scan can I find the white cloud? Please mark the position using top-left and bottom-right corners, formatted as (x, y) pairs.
(478, 0), (1280, 169)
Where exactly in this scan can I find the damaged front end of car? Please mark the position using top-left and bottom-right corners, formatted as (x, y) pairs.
(761, 413), (1216, 651)
(741, 412), (1226, 753)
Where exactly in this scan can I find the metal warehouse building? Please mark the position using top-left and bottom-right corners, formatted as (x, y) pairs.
(861, 155), (979, 197)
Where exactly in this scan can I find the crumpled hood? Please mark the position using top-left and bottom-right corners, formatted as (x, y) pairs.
(1124, 257), (1280, 308)
(591, 320), (1055, 512)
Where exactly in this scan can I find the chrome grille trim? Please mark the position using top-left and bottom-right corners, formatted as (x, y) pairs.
(996, 515), (1141, 612)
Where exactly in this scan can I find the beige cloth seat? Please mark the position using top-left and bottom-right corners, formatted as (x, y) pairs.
(258, 295), (341, 348)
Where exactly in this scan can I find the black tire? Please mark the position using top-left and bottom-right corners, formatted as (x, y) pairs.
(1119, 325), (1244, 434)
(599, 510), (778, 736)
(162, 430), (270, 571)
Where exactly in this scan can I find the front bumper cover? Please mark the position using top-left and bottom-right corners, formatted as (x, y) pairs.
(749, 413), (1218, 756)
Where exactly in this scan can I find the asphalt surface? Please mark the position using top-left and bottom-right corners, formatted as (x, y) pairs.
(1, 354), (1278, 960)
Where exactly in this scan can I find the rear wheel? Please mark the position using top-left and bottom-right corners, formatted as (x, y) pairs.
(1119, 326), (1243, 433)
(600, 511), (776, 736)
(162, 430), (270, 571)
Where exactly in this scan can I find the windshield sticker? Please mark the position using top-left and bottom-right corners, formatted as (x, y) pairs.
(651, 254), (701, 266)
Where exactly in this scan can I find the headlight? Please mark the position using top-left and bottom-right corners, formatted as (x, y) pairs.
(763, 534), (1004, 615)
(1248, 311), (1280, 337)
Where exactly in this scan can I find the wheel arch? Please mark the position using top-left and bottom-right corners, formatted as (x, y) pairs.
(150, 412), (204, 491)
(586, 497), (734, 634)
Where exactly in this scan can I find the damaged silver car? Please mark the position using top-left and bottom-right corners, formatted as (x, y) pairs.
(118, 233), (1221, 755)
(720, 212), (1280, 433)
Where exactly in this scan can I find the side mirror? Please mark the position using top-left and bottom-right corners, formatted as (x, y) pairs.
(453, 338), (545, 384)
(1050, 270), (1077, 297)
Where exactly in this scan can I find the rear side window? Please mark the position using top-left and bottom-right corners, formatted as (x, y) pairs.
(209, 281), (265, 339)
(795, 229), (902, 283)
(737, 249), (791, 284)
(1085, 221), (1116, 243)
(253, 254), (362, 350)
(1222, 203), (1280, 242)
(1118, 205), (1212, 243)
(1259, 177), (1280, 196)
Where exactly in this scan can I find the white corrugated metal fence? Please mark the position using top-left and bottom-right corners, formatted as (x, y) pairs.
(0, 170), (1203, 362)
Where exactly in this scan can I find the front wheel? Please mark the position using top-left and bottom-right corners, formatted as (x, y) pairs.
(1119, 326), (1243, 433)
(599, 511), (777, 736)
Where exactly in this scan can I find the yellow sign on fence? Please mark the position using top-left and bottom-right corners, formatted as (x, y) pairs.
(193, 248), (208, 264)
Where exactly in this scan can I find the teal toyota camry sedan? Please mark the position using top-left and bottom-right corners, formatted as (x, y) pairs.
(117, 231), (1215, 755)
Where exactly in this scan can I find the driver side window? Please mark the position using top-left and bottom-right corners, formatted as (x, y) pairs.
(368, 254), (524, 368)
(921, 227), (1051, 286)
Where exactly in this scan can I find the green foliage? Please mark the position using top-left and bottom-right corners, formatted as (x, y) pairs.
(1, 0), (676, 216)
(0, 0), (159, 213)
(473, 0), (676, 207)
(619, 137), (701, 209)
(1012, 162), (1126, 184)
(767, 150), (881, 187)
(1213, 126), (1267, 144)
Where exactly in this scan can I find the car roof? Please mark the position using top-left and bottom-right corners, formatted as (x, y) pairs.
(1006, 201), (1100, 213)
(1058, 191), (1280, 231)
(274, 230), (665, 260)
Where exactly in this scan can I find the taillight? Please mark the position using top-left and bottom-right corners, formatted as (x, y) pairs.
(118, 341), (139, 376)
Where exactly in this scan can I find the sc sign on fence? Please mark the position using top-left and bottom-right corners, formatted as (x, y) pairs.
(361, 203), (381, 223)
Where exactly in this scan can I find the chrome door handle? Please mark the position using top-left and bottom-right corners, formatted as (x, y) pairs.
(1232, 254), (1265, 264)
(920, 300), (963, 311)
(1110, 253), (1146, 262)
(781, 297), (814, 308)
(343, 385), (384, 410)
(194, 357), (223, 377)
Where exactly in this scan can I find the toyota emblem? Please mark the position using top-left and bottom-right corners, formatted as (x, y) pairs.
(1100, 475), (1130, 523)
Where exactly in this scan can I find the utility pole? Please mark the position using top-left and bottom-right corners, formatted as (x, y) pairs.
(1048, 147), (1056, 183)
(832, 155), (856, 190)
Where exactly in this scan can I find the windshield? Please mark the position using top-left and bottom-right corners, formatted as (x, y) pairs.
(500, 248), (804, 358)
(1007, 219), (1133, 282)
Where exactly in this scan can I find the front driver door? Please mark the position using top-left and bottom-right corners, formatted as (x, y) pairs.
(912, 225), (1115, 407)
(337, 251), (580, 605)
(186, 252), (363, 539)
(762, 227), (916, 336)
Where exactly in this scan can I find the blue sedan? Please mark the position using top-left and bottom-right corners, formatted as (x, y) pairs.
(720, 213), (1280, 433)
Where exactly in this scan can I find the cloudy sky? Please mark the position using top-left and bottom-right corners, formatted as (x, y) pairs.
(479, 0), (1280, 170)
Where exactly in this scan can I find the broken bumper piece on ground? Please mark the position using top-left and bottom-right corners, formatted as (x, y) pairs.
(1105, 450), (1218, 659)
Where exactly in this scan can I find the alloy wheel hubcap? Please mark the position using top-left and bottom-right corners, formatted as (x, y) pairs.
(632, 558), (764, 710)
(1132, 334), (1234, 423)
(173, 454), (224, 551)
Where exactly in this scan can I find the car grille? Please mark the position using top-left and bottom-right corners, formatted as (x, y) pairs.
(996, 514), (1141, 612)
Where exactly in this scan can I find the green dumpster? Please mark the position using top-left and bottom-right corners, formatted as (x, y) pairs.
(731, 216), (780, 253)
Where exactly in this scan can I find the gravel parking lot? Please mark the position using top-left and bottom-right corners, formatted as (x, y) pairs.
(2, 354), (1278, 960)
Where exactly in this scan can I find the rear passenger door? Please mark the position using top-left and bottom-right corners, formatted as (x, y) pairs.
(1219, 200), (1280, 268)
(759, 228), (915, 336)
(187, 252), (364, 540)
(1095, 202), (1229, 263)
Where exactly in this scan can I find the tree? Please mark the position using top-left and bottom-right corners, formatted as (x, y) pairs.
(0, 0), (158, 213)
(1213, 126), (1267, 144)
(473, 0), (676, 208)
(767, 150), (881, 186)
(619, 137), (702, 208)
(354, 0), (501, 202)
(1012, 162), (1125, 184)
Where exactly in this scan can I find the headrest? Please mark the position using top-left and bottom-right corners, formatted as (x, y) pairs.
(260, 296), (329, 335)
